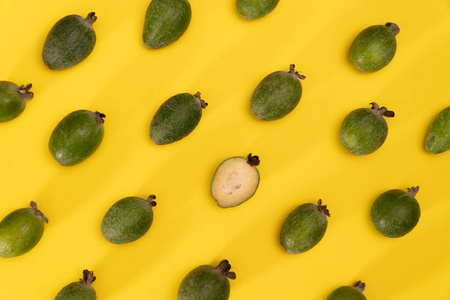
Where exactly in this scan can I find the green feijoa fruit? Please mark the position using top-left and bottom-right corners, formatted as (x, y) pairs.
(143, 0), (192, 49)
(326, 281), (367, 300)
(371, 186), (420, 238)
(49, 110), (105, 166)
(0, 82), (33, 122)
(250, 64), (305, 121)
(54, 270), (97, 300)
(349, 23), (399, 73)
(211, 153), (260, 208)
(425, 107), (450, 154)
(340, 102), (394, 155)
(101, 195), (157, 244)
(178, 260), (236, 300)
(0, 201), (48, 258)
(236, 0), (279, 20)
(150, 92), (207, 145)
(42, 12), (97, 70)
(280, 199), (330, 254)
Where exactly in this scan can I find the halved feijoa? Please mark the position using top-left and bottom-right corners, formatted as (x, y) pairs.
(339, 102), (394, 155)
(326, 281), (367, 300)
(178, 259), (236, 300)
(280, 200), (330, 254)
(0, 82), (33, 123)
(42, 12), (97, 70)
(236, 0), (279, 20)
(54, 269), (97, 300)
(49, 110), (105, 166)
(250, 64), (305, 121)
(101, 195), (157, 244)
(211, 153), (260, 208)
(425, 107), (450, 154)
(143, 0), (192, 49)
(0, 201), (48, 258)
(150, 92), (207, 145)
(371, 186), (420, 238)
(349, 23), (399, 73)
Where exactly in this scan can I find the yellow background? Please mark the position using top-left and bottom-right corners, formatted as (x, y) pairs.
(0, 0), (449, 299)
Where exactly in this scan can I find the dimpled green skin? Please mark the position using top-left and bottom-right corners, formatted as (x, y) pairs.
(371, 188), (420, 238)
(143, 0), (191, 49)
(425, 107), (450, 154)
(54, 282), (96, 300)
(340, 106), (390, 155)
(49, 110), (104, 166)
(178, 262), (234, 300)
(101, 197), (155, 244)
(42, 13), (97, 70)
(251, 65), (304, 121)
(0, 82), (33, 122)
(349, 24), (398, 73)
(236, 0), (279, 20)
(280, 202), (329, 254)
(0, 205), (46, 258)
(150, 93), (206, 145)
(54, 270), (96, 300)
(326, 286), (367, 300)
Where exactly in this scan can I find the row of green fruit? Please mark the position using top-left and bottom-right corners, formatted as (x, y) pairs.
(53, 268), (368, 299)
(37, 0), (400, 74)
(0, 183), (420, 299)
(1, 78), (448, 169)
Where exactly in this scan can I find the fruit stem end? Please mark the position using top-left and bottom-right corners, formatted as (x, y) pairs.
(19, 84), (34, 100)
(406, 186), (419, 199)
(80, 270), (96, 286)
(354, 281), (366, 293)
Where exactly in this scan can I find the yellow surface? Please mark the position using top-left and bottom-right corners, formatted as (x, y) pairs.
(0, 0), (449, 299)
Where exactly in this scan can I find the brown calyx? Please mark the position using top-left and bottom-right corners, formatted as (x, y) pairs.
(30, 201), (48, 223)
(385, 22), (400, 36)
(84, 12), (97, 27)
(317, 199), (330, 217)
(19, 84), (34, 100)
(80, 270), (96, 286)
(289, 64), (306, 80)
(246, 153), (260, 167)
(370, 102), (395, 118)
(216, 259), (236, 280)
(406, 186), (419, 199)
(353, 281), (366, 293)
(194, 92), (208, 109)
(146, 195), (157, 207)
(95, 111), (106, 124)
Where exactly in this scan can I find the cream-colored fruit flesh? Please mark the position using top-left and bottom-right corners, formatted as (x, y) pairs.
(211, 157), (259, 207)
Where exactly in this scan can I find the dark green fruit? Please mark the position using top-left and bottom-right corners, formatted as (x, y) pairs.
(250, 64), (305, 121)
(49, 110), (105, 166)
(42, 12), (97, 70)
(340, 102), (394, 155)
(371, 186), (420, 238)
(143, 0), (192, 49)
(211, 153), (260, 208)
(425, 107), (450, 154)
(326, 281), (367, 300)
(0, 82), (33, 122)
(236, 0), (279, 20)
(178, 260), (236, 300)
(0, 201), (48, 258)
(101, 195), (156, 244)
(150, 92), (207, 145)
(280, 200), (330, 254)
(54, 270), (97, 300)
(349, 22), (399, 73)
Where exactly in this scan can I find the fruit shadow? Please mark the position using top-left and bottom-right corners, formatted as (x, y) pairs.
(359, 220), (450, 299)
(92, 236), (170, 299)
